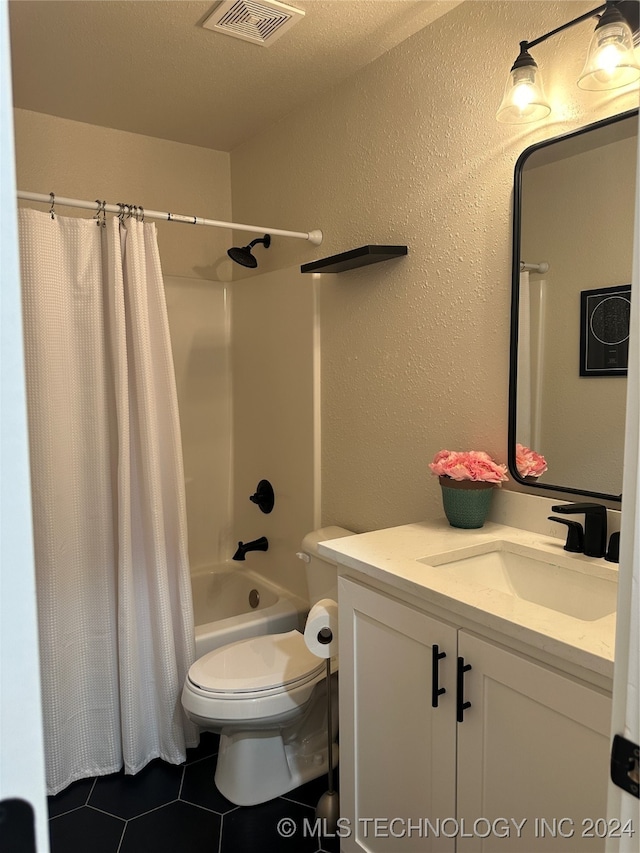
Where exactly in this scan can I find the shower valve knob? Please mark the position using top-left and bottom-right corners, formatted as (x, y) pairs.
(249, 479), (275, 514)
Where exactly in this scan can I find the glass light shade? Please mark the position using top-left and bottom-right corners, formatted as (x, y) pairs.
(496, 62), (551, 124)
(578, 15), (640, 90)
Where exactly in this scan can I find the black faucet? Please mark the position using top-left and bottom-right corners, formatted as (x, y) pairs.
(233, 536), (269, 561)
(547, 517), (584, 553)
(606, 531), (620, 563)
(550, 503), (607, 558)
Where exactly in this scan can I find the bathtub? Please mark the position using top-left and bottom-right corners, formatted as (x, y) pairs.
(191, 564), (308, 658)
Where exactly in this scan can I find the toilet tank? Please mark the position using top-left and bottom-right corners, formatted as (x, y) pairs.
(299, 526), (354, 605)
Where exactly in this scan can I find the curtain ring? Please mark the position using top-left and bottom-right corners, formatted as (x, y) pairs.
(49, 192), (56, 219)
(117, 202), (125, 223)
(138, 206), (144, 223)
(100, 200), (107, 228)
(126, 204), (133, 219)
(94, 199), (102, 226)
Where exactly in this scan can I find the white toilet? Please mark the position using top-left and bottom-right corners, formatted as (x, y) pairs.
(181, 526), (353, 806)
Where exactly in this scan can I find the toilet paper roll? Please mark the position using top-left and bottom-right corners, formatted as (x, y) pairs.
(304, 598), (339, 659)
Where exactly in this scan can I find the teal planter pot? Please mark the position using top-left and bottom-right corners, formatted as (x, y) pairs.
(439, 476), (494, 529)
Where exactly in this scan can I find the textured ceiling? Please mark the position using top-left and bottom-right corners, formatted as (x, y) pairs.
(9, 0), (460, 152)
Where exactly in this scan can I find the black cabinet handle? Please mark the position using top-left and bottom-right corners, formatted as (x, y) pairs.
(457, 656), (472, 722)
(431, 644), (447, 708)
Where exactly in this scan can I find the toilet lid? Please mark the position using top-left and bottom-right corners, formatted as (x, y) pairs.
(188, 629), (325, 695)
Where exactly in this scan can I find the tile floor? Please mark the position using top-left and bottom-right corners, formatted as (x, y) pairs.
(47, 733), (339, 853)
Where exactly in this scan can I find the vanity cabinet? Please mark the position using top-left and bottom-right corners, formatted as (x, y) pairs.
(338, 577), (612, 853)
(339, 577), (457, 852)
(456, 632), (611, 852)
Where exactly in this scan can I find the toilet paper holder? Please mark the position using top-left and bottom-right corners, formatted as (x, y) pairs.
(303, 600), (340, 830)
(317, 627), (333, 645)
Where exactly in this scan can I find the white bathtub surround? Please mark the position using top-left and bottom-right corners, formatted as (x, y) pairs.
(191, 563), (308, 657)
(20, 209), (196, 795)
(231, 266), (320, 600)
(165, 277), (232, 571)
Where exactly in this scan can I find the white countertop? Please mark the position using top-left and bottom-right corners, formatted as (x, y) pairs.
(319, 520), (618, 683)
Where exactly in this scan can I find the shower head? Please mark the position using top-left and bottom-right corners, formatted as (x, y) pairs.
(227, 234), (271, 268)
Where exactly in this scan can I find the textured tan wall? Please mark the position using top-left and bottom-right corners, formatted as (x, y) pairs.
(229, 1), (639, 532)
(13, 110), (234, 569)
(13, 109), (232, 280)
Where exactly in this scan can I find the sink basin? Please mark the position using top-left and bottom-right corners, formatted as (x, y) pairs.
(418, 541), (617, 622)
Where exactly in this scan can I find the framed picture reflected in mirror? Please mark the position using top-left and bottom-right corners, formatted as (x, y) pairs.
(580, 284), (631, 377)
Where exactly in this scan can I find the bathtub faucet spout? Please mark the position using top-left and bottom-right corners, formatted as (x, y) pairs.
(233, 536), (269, 561)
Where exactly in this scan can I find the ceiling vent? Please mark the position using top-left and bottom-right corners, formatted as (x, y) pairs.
(202, 0), (305, 47)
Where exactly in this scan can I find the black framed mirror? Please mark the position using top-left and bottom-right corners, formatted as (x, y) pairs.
(508, 108), (638, 502)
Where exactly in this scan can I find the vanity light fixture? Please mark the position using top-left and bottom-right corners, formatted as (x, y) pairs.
(579, 1), (640, 90)
(497, 0), (640, 124)
(496, 44), (551, 124)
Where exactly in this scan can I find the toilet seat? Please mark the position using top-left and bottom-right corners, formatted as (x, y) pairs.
(182, 629), (331, 726)
(187, 629), (325, 698)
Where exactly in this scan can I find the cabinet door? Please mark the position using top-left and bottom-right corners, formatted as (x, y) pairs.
(339, 578), (457, 852)
(456, 632), (612, 853)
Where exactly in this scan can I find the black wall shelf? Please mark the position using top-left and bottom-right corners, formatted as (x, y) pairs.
(300, 245), (408, 274)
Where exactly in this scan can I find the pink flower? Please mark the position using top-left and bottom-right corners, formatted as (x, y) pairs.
(429, 449), (508, 485)
(516, 444), (547, 478)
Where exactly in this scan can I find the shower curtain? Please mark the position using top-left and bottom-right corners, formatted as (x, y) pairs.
(19, 208), (197, 795)
(517, 271), (546, 452)
(517, 270), (532, 447)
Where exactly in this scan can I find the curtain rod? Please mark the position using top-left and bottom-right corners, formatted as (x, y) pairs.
(17, 191), (323, 246)
(520, 261), (549, 274)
